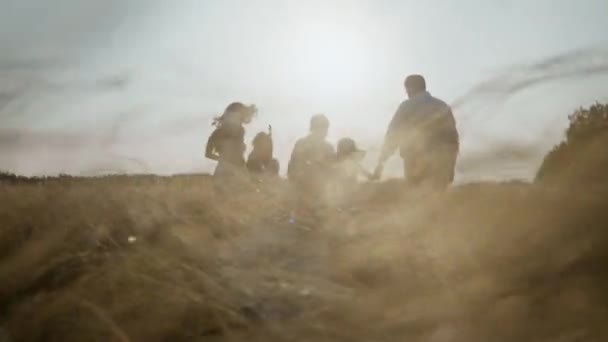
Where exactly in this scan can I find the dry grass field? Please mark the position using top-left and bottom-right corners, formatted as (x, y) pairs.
(1, 172), (607, 341)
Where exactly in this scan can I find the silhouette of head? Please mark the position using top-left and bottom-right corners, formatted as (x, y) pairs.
(404, 74), (426, 98)
(310, 114), (330, 138)
(251, 131), (273, 160)
(337, 137), (365, 161)
(215, 102), (257, 126)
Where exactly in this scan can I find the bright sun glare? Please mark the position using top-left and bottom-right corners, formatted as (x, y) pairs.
(285, 10), (376, 99)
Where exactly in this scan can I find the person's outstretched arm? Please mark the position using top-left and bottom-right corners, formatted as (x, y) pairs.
(373, 103), (407, 178)
(205, 130), (220, 161)
(287, 140), (301, 181)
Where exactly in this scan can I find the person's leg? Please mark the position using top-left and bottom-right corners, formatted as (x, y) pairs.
(405, 156), (430, 188)
(427, 146), (458, 191)
(212, 162), (229, 198)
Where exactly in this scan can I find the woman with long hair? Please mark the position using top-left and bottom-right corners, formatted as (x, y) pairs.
(205, 102), (257, 185)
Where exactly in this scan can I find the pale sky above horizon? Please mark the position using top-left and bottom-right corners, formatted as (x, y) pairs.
(1, 0), (607, 180)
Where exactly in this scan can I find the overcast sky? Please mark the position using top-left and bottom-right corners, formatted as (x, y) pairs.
(1, 0), (607, 180)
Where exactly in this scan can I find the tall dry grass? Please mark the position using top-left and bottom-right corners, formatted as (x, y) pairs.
(1, 173), (607, 341)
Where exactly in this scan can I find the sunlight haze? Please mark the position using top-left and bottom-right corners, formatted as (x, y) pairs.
(1, 0), (607, 180)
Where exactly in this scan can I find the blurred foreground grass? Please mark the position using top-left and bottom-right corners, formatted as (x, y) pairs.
(1, 174), (607, 342)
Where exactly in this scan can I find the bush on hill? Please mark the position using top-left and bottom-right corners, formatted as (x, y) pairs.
(536, 103), (608, 183)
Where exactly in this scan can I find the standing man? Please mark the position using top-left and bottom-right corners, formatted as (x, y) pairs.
(287, 114), (336, 223)
(373, 75), (459, 190)
(288, 114), (335, 184)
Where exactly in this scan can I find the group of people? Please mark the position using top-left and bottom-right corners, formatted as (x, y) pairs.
(205, 75), (460, 215)
(205, 102), (278, 181)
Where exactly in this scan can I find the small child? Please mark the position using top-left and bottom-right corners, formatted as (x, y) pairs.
(246, 125), (280, 176)
(335, 137), (372, 184)
(329, 137), (373, 210)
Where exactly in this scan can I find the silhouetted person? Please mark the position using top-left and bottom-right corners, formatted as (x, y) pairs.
(205, 102), (257, 186)
(246, 125), (280, 176)
(287, 114), (335, 223)
(288, 114), (335, 183)
(267, 158), (280, 175)
(329, 137), (373, 209)
(373, 75), (459, 190)
(335, 137), (372, 186)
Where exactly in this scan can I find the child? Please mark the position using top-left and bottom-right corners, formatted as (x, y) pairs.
(287, 114), (335, 225)
(335, 137), (372, 185)
(329, 137), (373, 210)
(246, 125), (280, 176)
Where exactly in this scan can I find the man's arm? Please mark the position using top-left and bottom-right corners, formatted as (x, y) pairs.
(370, 102), (408, 180)
(287, 140), (301, 181)
(442, 107), (459, 146)
(378, 102), (408, 164)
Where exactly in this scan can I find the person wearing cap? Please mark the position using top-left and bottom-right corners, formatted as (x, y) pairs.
(373, 75), (459, 190)
(287, 114), (336, 223)
(328, 137), (373, 209)
(335, 137), (372, 185)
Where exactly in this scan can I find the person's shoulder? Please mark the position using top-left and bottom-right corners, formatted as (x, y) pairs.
(294, 136), (308, 146)
(396, 98), (415, 116)
(292, 136), (308, 151)
(209, 127), (223, 139)
(398, 99), (411, 110)
(429, 94), (451, 109)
